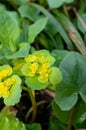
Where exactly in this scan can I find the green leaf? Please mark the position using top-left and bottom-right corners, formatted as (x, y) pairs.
(4, 75), (22, 106)
(18, 4), (73, 50)
(63, 0), (74, 3)
(25, 76), (48, 90)
(52, 101), (69, 124)
(75, 120), (86, 129)
(77, 13), (86, 33)
(26, 123), (42, 130)
(0, 107), (26, 130)
(5, 43), (30, 59)
(0, 10), (20, 52)
(52, 50), (69, 59)
(51, 49), (69, 66)
(74, 101), (86, 124)
(38, 33), (56, 50)
(54, 34), (64, 49)
(55, 52), (86, 111)
(18, 4), (40, 22)
(53, 10), (85, 52)
(52, 100), (86, 124)
(13, 0), (27, 5)
(47, 0), (62, 8)
(49, 67), (62, 85)
(0, 3), (6, 12)
(29, 17), (48, 43)
(19, 20), (29, 43)
(48, 116), (66, 130)
(47, 0), (74, 8)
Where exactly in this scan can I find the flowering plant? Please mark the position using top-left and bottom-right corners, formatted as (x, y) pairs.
(0, 0), (86, 130)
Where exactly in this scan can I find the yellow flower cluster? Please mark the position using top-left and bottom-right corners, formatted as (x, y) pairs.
(25, 55), (37, 62)
(29, 62), (38, 76)
(0, 66), (16, 98)
(0, 77), (15, 98)
(0, 83), (8, 98)
(14, 63), (23, 70)
(25, 54), (51, 83)
(4, 77), (15, 87)
(25, 55), (48, 64)
(0, 69), (10, 80)
(38, 63), (50, 81)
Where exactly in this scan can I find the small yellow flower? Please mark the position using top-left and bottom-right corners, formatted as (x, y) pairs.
(0, 69), (10, 80)
(25, 55), (37, 63)
(14, 63), (23, 70)
(29, 62), (38, 76)
(0, 83), (8, 98)
(39, 63), (50, 73)
(38, 63), (50, 82)
(4, 77), (15, 87)
(38, 56), (47, 63)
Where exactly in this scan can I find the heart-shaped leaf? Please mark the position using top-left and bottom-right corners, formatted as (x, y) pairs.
(55, 52), (86, 111)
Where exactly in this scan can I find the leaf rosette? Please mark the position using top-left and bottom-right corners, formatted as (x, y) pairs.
(21, 50), (62, 90)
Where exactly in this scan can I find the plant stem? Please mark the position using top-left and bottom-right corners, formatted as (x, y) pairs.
(25, 100), (48, 121)
(22, 87), (37, 123)
(67, 105), (76, 130)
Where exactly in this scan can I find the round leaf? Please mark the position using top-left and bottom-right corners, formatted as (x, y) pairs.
(49, 67), (62, 85)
